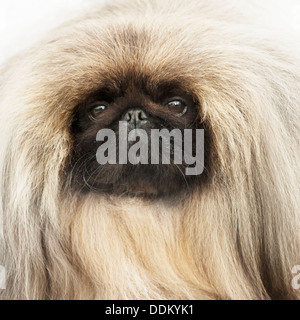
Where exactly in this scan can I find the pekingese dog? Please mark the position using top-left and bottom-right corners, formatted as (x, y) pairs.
(0, 0), (300, 300)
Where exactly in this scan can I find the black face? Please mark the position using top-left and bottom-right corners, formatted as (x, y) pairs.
(68, 83), (205, 199)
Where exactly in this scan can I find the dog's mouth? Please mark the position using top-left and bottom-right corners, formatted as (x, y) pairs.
(77, 162), (197, 199)
(66, 126), (211, 199)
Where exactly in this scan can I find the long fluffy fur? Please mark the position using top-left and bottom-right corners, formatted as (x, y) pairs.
(0, 0), (300, 300)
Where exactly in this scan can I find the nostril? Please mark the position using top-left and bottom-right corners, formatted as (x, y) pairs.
(123, 112), (132, 122)
(138, 110), (148, 121)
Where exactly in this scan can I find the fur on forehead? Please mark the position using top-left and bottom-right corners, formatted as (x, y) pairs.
(23, 21), (201, 113)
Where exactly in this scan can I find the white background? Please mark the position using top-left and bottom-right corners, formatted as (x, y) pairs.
(0, 0), (300, 65)
(0, 0), (103, 64)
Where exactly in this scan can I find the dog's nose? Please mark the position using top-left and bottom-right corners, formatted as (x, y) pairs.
(122, 109), (148, 129)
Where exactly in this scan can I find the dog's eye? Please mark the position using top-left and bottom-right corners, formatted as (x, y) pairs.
(167, 100), (188, 117)
(88, 102), (108, 120)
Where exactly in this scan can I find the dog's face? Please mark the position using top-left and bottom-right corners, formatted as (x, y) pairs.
(70, 79), (203, 198)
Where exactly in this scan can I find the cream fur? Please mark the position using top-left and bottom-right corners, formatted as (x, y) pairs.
(0, 0), (300, 300)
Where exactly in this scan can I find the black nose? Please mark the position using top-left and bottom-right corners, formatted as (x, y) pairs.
(122, 109), (148, 128)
